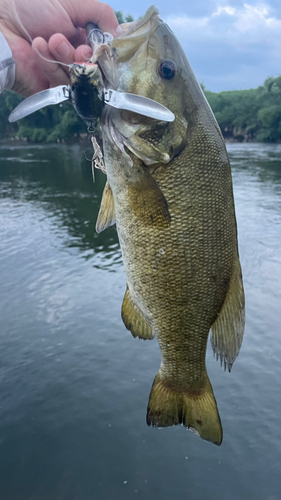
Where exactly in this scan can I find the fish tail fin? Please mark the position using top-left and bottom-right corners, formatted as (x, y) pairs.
(146, 372), (222, 445)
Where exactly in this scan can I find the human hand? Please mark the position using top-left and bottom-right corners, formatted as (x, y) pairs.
(0, 0), (121, 97)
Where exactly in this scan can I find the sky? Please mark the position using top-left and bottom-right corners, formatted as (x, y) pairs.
(108, 0), (281, 92)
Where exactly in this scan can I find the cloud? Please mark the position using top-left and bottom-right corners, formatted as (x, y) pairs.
(164, 3), (281, 90)
(166, 3), (281, 46)
(109, 0), (280, 91)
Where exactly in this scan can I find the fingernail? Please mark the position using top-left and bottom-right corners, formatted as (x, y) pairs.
(115, 25), (124, 37)
(38, 40), (48, 56)
(56, 40), (70, 57)
(82, 47), (93, 60)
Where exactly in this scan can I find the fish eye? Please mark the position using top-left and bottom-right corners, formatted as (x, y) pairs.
(159, 60), (176, 80)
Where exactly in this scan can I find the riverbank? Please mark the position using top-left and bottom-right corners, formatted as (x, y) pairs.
(0, 133), (260, 146)
(1, 75), (280, 144)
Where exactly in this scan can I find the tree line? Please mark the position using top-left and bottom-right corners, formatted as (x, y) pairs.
(0, 26), (280, 145)
(204, 76), (281, 142)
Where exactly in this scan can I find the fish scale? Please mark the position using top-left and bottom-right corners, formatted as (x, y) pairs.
(96, 6), (245, 445)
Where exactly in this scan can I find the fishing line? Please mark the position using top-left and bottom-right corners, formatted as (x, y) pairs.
(12, 0), (73, 70)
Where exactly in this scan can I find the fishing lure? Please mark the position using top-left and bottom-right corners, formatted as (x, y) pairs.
(8, 26), (174, 125)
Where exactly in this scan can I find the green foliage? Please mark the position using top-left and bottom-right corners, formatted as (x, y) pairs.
(16, 126), (47, 142)
(115, 11), (134, 24)
(0, 91), (88, 143)
(203, 76), (281, 142)
(1, 72), (280, 144)
(115, 11), (125, 24)
(255, 76), (281, 142)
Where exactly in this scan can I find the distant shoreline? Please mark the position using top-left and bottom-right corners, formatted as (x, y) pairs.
(0, 135), (260, 146)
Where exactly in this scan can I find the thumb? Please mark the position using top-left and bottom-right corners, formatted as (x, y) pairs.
(62, 0), (123, 37)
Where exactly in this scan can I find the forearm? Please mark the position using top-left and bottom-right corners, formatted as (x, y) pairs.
(0, 30), (15, 92)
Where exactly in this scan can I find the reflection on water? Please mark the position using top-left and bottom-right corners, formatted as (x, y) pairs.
(0, 144), (121, 267)
(0, 143), (280, 500)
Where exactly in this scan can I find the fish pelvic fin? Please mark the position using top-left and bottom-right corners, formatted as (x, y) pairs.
(121, 286), (154, 340)
(96, 180), (116, 233)
(211, 256), (245, 372)
(146, 372), (223, 446)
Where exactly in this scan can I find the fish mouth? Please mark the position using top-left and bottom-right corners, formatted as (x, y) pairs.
(70, 7), (162, 103)
(94, 6), (160, 89)
(71, 7), (161, 89)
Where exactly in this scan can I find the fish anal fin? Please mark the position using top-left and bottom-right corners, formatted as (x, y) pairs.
(121, 286), (154, 340)
(211, 256), (245, 372)
(96, 180), (116, 233)
(146, 372), (222, 446)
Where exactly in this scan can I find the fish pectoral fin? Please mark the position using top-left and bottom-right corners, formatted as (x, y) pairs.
(146, 372), (222, 446)
(121, 286), (154, 340)
(211, 256), (245, 372)
(96, 180), (116, 233)
(128, 161), (171, 227)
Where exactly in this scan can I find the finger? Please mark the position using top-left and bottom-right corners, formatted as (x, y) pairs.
(9, 37), (48, 96)
(74, 45), (93, 63)
(48, 34), (79, 65)
(49, 36), (93, 65)
(62, 0), (123, 37)
(32, 37), (70, 88)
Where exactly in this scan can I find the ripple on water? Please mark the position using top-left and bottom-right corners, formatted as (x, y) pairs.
(0, 143), (281, 500)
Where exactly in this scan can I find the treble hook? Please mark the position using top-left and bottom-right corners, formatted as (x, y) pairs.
(86, 23), (113, 48)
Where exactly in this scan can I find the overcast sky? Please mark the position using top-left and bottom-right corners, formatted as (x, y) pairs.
(108, 0), (281, 92)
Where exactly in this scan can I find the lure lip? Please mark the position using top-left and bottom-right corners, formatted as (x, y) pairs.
(104, 89), (175, 122)
(8, 85), (69, 123)
(8, 85), (175, 124)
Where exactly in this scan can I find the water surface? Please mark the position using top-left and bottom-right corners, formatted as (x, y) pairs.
(0, 142), (280, 499)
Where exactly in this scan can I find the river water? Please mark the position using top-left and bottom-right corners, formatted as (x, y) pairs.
(0, 142), (280, 500)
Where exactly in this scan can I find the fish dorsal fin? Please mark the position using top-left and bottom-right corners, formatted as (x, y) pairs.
(96, 180), (116, 233)
(122, 286), (154, 340)
(211, 256), (245, 372)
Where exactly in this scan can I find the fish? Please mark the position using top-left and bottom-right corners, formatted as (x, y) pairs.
(95, 6), (245, 445)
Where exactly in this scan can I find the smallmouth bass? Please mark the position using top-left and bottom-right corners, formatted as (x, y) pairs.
(94, 6), (245, 445)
